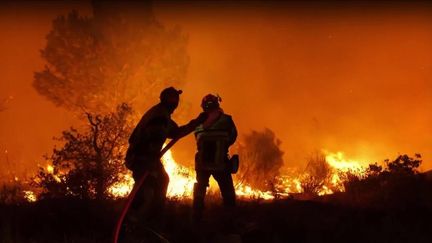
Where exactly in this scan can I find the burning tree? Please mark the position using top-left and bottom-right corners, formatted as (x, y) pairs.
(236, 129), (284, 191)
(301, 152), (332, 195)
(34, 104), (133, 200)
(33, 2), (189, 113)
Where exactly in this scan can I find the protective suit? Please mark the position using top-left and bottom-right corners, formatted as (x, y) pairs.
(193, 94), (237, 221)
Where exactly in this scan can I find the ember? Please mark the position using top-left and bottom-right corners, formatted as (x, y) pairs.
(24, 190), (37, 202)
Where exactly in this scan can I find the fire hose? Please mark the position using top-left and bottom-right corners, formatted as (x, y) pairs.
(113, 139), (178, 243)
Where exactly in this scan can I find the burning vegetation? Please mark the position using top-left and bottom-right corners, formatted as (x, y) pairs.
(5, 100), (415, 204)
(0, 94), (423, 205)
(3, 100), (423, 243)
(16, 149), (367, 203)
(0, 3), (422, 205)
(6, 125), (367, 204)
(18, 142), (423, 204)
(0, 1), (432, 242)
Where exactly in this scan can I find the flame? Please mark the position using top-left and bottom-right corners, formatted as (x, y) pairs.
(22, 147), (368, 202)
(318, 185), (333, 196)
(108, 145), (282, 200)
(107, 148), (197, 198)
(162, 149), (196, 198)
(20, 148), (368, 203)
(324, 151), (365, 173)
(46, 164), (54, 173)
(24, 190), (37, 202)
(161, 148), (284, 200)
(108, 172), (134, 197)
(321, 150), (367, 194)
(235, 185), (275, 200)
(109, 148), (368, 200)
(46, 164), (62, 183)
(9, 145), (364, 201)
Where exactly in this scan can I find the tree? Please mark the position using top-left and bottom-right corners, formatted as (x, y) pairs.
(235, 129), (284, 191)
(34, 104), (133, 200)
(385, 154), (421, 175)
(343, 154), (424, 206)
(301, 152), (332, 195)
(33, 3), (189, 113)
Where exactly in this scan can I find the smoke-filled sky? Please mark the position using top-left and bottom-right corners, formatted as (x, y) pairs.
(1, 1), (432, 178)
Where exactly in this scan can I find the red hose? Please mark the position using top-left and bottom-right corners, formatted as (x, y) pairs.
(113, 139), (179, 243)
(113, 171), (149, 243)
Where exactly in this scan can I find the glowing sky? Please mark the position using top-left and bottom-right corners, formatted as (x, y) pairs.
(0, 1), (431, 178)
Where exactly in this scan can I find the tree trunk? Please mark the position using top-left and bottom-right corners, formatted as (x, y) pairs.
(95, 156), (105, 200)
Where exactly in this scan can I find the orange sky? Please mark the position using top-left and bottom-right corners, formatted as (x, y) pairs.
(1, 1), (431, 178)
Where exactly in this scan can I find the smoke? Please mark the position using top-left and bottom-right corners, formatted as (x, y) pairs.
(159, 2), (432, 170)
(1, 1), (432, 180)
(235, 129), (284, 191)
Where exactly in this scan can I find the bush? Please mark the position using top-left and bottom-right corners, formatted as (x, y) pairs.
(300, 152), (332, 195)
(0, 181), (28, 205)
(343, 154), (432, 209)
(235, 129), (284, 191)
(34, 104), (133, 200)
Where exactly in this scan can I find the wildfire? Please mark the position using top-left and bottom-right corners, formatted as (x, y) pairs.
(160, 148), (289, 200)
(324, 151), (365, 173)
(23, 146), (369, 202)
(261, 150), (368, 197)
(45, 164), (62, 183)
(47, 164), (54, 173)
(162, 149), (195, 198)
(108, 172), (134, 198)
(108, 148), (369, 200)
(108, 146), (284, 200)
(106, 148), (197, 199)
(319, 150), (367, 195)
(235, 185), (274, 200)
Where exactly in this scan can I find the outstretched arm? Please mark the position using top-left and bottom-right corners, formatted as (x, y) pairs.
(168, 112), (208, 140)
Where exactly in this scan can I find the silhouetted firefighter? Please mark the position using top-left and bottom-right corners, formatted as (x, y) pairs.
(115, 87), (206, 241)
(193, 94), (238, 221)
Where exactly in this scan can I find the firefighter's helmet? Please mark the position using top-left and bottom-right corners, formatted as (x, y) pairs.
(160, 87), (182, 112)
(160, 87), (182, 103)
(201, 94), (221, 111)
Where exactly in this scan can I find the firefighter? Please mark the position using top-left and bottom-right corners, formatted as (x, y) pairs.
(193, 94), (238, 221)
(125, 87), (207, 226)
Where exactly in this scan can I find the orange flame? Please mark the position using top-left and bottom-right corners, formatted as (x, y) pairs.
(24, 147), (368, 202)
(108, 172), (134, 198)
(108, 149), (368, 199)
(24, 190), (37, 202)
(162, 149), (196, 198)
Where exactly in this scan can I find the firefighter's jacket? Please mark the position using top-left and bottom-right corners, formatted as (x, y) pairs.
(194, 112), (237, 171)
(126, 103), (199, 172)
